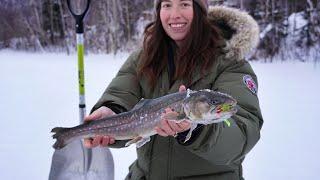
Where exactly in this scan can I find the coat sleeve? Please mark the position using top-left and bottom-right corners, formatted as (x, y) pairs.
(90, 50), (142, 148)
(181, 58), (263, 165)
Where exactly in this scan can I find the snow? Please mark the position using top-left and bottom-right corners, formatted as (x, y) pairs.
(260, 23), (273, 39)
(288, 12), (308, 33)
(0, 51), (319, 180)
(243, 61), (320, 179)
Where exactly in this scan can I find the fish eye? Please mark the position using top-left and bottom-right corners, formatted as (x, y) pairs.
(211, 98), (219, 104)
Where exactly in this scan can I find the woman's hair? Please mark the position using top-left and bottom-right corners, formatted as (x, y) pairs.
(137, 1), (222, 89)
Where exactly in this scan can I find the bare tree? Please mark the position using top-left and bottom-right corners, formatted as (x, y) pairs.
(0, 0), (319, 62)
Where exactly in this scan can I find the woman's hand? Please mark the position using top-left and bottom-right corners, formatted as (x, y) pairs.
(83, 106), (116, 148)
(155, 85), (191, 137)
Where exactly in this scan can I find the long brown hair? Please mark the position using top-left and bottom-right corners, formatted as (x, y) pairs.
(138, 1), (222, 88)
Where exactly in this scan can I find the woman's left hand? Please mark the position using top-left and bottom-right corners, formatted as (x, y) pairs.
(155, 85), (191, 137)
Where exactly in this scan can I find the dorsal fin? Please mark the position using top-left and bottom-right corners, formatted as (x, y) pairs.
(131, 98), (151, 111)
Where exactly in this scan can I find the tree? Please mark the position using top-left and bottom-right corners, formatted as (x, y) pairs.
(0, 0), (319, 62)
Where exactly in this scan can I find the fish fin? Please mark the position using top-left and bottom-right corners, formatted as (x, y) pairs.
(51, 127), (70, 150)
(125, 136), (151, 148)
(132, 99), (151, 111)
(136, 137), (151, 148)
(162, 111), (179, 120)
(176, 113), (186, 120)
(125, 136), (142, 147)
(163, 112), (186, 121)
(184, 123), (197, 143)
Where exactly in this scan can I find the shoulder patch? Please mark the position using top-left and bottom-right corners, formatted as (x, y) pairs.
(243, 75), (257, 95)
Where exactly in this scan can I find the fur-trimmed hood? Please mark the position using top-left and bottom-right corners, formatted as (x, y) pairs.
(208, 6), (260, 60)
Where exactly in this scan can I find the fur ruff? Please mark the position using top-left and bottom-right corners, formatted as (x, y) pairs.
(208, 6), (260, 60)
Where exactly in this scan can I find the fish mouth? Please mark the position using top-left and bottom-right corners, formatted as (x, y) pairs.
(209, 102), (237, 117)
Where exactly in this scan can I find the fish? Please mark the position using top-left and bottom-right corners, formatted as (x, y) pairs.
(51, 89), (237, 150)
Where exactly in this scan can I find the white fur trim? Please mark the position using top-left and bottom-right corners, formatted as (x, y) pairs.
(208, 6), (260, 60)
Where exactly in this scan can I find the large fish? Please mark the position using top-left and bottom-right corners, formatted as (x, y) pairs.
(51, 89), (237, 150)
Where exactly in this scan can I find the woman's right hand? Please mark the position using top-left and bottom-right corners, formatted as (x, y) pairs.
(83, 106), (116, 148)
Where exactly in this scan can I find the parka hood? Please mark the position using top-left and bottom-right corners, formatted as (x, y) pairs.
(208, 6), (260, 60)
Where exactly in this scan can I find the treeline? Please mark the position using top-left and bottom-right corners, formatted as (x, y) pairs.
(0, 0), (153, 53)
(0, 0), (319, 61)
(239, 0), (319, 61)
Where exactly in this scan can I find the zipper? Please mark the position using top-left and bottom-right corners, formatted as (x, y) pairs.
(167, 137), (173, 180)
(147, 136), (155, 180)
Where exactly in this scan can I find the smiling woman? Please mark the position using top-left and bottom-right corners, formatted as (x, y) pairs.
(139, 0), (220, 88)
(85, 0), (263, 180)
(160, 0), (194, 45)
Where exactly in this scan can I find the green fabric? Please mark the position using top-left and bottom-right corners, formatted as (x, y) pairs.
(91, 49), (263, 179)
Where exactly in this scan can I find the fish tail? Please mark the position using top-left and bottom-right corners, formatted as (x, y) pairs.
(51, 127), (70, 150)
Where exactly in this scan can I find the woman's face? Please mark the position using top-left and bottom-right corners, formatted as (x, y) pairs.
(160, 0), (194, 46)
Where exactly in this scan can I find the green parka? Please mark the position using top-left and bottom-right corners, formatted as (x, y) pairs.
(92, 6), (263, 180)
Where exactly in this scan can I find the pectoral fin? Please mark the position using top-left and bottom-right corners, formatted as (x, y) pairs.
(163, 112), (186, 121)
(162, 111), (179, 120)
(184, 123), (197, 143)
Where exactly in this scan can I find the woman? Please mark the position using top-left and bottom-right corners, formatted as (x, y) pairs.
(85, 0), (263, 179)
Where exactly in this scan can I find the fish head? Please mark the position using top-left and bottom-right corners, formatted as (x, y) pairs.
(183, 89), (237, 124)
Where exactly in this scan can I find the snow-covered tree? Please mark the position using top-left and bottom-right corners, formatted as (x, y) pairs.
(0, 0), (319, 61)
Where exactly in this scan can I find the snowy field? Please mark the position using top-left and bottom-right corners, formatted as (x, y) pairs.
(0, 51), (319, 180)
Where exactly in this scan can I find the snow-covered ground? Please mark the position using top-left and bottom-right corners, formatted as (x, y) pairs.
(0, 51), (319, 180)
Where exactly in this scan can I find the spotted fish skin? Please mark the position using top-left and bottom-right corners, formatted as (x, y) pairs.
(51, 89), (237, 149)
